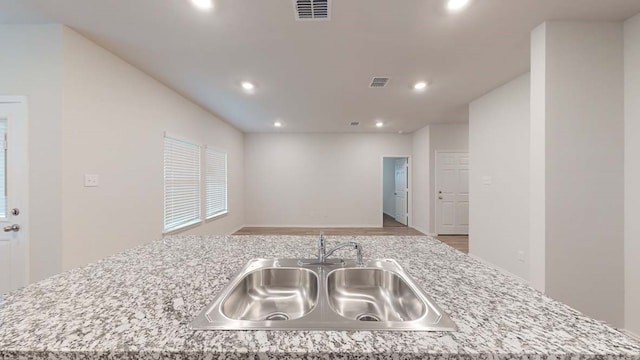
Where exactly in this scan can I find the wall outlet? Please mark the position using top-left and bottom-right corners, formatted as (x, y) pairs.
(84, 174), (99, 187)
(517, 250), (525, 262)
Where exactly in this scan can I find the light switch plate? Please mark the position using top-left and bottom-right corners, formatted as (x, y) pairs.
(84, 174), (99, 187)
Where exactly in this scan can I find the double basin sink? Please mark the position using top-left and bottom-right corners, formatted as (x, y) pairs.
(191, 258), (457, 331)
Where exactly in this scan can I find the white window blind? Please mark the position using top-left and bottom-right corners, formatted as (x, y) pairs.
(206, 148), (227, 219)
(164, 135), (201, 232)
(0, 119), (6, 219)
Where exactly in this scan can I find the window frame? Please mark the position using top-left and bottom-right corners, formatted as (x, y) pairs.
(205, 146), (228, 220)
(163, 133), (202, 233)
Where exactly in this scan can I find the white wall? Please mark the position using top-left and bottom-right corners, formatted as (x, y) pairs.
(469, 73), (530, 281)
(0, 25), (64, 282)
(411, 126), (430, 234)
(244, 133), (411, 227)
(382, 158), (396, 216)
(1, 25), (245, 277)
(60, 27), (245, 270)
(624, 13), (640, 336)
(531, 21), (625, 327)
(529, 23), (547, 292)
(429, 123), (469, 234)
(410, 123), (468, 235)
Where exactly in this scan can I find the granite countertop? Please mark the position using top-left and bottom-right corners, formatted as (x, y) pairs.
(0, 235), (639, 359)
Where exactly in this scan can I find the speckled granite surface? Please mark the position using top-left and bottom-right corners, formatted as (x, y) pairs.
(0, 235), (638, 359)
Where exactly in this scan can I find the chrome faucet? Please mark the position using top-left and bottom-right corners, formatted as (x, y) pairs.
(317, 232), (364, 265)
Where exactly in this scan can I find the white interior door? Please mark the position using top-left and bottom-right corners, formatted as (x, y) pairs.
(436, 152), (469, 235)
(394, 158), (408, 225)
(0, 98), (29, 295)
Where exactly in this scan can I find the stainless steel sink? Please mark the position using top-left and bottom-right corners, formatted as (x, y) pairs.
(191, 258), (457, 331)
(221, 268), (318, 321)
(327, 268), (426, 322)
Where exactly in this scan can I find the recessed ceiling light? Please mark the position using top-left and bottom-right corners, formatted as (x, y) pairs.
(241, 82), (255, 90)
(376, 121), (384, 128)
(191, 0), (214, 10)
(447, 0), (470, 11)
(274, 121), (282, 127)
(413, 81), (428, 91)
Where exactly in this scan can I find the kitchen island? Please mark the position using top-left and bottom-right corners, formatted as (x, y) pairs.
(0, 235), (638, 359)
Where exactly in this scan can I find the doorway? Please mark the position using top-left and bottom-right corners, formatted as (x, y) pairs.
(435, 151), (469, 235)
(382, 157), (410, 227)
(0, 97), (29, 295)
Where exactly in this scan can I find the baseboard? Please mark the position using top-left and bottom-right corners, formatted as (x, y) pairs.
(228, 225), (246, 235)
(467, 253), (530, 285)
(411, 225), (429, 235)
(622, 329), (640, 341)
(241, 224), (381, 228)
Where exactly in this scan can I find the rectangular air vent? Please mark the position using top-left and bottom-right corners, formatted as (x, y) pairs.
(350, 122), (360, 126)
(370, 77), (390, 88)
(294, 0), (330, 21)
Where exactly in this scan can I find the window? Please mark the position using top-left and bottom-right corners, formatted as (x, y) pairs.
(164, 135), (201, 232)
(205, 148), (227, 219)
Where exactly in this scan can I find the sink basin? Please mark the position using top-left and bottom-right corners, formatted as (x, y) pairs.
(191, 258), (457, 331)
(327, 268), (425, 322)
(221, 268), (318, 321)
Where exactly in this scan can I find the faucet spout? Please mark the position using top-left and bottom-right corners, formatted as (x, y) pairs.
(315, 232), (364, 265)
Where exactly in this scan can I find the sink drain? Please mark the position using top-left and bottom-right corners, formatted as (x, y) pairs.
(265, 312), (290, 321)
(356, 314), (381, 322)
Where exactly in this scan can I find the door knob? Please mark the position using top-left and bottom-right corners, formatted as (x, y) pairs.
(438, 196), (443, 200)
(3, 224), (20, 232)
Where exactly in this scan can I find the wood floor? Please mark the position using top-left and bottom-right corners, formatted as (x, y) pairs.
(233, 227), (470, 254)
(233, 226), (425, 236)
(434, 235), (469, 254)
(382, 213), (406, 227)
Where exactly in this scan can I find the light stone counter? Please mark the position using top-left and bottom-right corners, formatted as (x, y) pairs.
(0, 235), (638, 359)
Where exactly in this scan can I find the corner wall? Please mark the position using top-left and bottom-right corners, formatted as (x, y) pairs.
(624, 12), (640, 336)
(244, 133), (412, 227)
(531, 21), (625, 327)
(411, 126), (430, 234)
(0, 25), (64, 282)
(469, 73), (530, 280)
(529, 23), (547, 292)
(60, 27), (245, 270)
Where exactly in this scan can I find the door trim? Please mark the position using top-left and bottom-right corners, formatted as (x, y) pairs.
(434, 150), (468, 235)
(381, 155), (411, 228)
(0, 96), (30, 290)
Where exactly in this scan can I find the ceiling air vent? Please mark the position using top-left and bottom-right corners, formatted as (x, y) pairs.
(350, 122), (360, 126)
(370, 77), (390, 88)
(294, 0), (330, 21)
